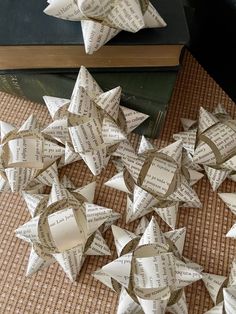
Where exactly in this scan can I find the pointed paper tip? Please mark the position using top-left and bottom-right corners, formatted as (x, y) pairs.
(111, 224), (126, 237)
(138, 136), (154, 155)
(198, 106), (219, 134)
(75, 181), (96, 203)
(139, 216), (167, 246)
(188, 168), (204, 186)
(218, 192), (236, 204)
(158, 139), (183, 164)
(165, 227), (186, 255)
(204, 165), (230, 191)
(154, 202), (178, 229)
(226, 224), (236, 238)
(86, 203), (112, 234)
(102, 253), (132, 288)
(104, 171), (130, 193)
(121, 106), (149, 134)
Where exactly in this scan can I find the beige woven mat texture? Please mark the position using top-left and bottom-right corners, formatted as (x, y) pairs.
(0, 50), (236, 314)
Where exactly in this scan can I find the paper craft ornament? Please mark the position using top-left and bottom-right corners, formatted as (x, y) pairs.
(43, 66), (148, 176)
(0, 115), (65, 192)
(173, 104), (236, 191)
(15, 179), (120, 281)
(203, 258), (236, 313)
(44, 0), (166, 54)
(105, 136), (203, 225)
(93, 216), (202, 314)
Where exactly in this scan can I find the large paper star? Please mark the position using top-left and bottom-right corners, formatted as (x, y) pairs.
(93, 217), (202, 314)
(0, 115), (64, 192)
(15, 179), (120, 281)
(44, 0), (166, 54)
(202, 259), (236, 313)
(105, 136), (203, 225)
(42, 66), (148, 176)
(173, 104), (236, 191)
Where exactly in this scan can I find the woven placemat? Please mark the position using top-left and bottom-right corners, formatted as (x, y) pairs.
(0, 50), (236, 314)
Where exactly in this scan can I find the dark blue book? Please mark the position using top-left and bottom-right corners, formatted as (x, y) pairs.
(0, 0), (189, 69)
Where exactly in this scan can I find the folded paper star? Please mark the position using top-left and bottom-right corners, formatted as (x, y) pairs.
(105, 136), (203, 225)
(93, 217), (202, 314)
(44, 0), (166, 54)
(173, 104), (236, 191)
(43, 66), (148, 176)
(15, 179), (120, 281)
(202, 258), (236, 313)
(0, 115), (65, 192)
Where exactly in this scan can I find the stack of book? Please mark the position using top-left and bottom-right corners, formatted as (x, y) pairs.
(0, 0), (189, 138)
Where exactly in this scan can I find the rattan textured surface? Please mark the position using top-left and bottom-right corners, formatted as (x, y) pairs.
(0, 50), (236, 314)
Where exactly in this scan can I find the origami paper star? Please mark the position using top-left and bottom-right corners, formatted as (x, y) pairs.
(105, 136), (203, 225)
(93, 217), (202, 314)
(44, 0), (166, 54)
(42, 66), (148, 176)
(202, 258), (236, 313)
(173, 104), (236, 191)
(15, 179), (120, 281)
(0, 115), (65, 192)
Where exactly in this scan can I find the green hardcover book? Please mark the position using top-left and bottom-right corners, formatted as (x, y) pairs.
(0, 69), (177, 138)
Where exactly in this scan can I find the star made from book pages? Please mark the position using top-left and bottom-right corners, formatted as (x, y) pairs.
(93, 217), (202, 314)
(173, 104), (236, 191)
(42, 66), (148, 176)
(44, 0), (166, 54)
(15, 179), (120, 281)
(105, 137), (203, 225)
(202, 258), (236, 313)
(0, 115), (65, 193)
(217, 192), (236, 239)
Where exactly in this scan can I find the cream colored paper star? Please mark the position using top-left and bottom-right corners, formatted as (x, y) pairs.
(43, 66), (148, 176)
(15, 179), (120, 281)
(93, 217), (202, 314)
(173, 104), (236, 191)
(105, 137), (202, 224)
(44, 0), (166, 54)
(0, 115), (64, 192)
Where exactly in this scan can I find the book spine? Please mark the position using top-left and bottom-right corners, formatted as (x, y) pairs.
(0, 73), (74, 103)
(0, 71), (178, 138)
